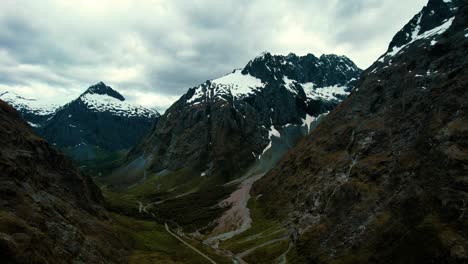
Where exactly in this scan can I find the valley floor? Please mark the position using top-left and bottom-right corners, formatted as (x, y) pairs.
(102, 170), (296, 264)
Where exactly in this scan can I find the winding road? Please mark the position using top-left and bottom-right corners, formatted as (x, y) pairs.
(164, 223), (218, 264)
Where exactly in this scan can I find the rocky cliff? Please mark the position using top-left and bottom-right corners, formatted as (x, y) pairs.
(0, 100), (128, 263)
(125, 52), (361, 185)
(253, 0), (468, 262)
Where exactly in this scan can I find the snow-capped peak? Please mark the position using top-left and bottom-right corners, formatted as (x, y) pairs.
(186, 70), (265, 105)
(185, 52), (361, 106)
(81, 82), (125, 101)
(77, 83), (159, 118)
(378, 0), (457, 63)
(0, 91), (59, 116)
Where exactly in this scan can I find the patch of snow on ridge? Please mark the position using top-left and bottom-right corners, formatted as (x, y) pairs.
(27, 121), (40, 128)
(80, 93), (158, 118)
(302, 114), (316, 134)
(302, 84), (349, 101)
(282, 76), (298, 95)
(187, 70), (265, 104)
(211, 69), (265, 98)
(302, 112), (329, 134)
(187, 85), (205, 104)
(382, 16), (455, 61)
(0, 91), (59, 116)
(259, 125), (281, 159)
(411, 14), (423, 40)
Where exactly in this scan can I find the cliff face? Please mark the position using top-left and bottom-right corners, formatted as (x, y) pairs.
(253, 0), (468, 262)
(126, 53), (361, 184)
(0, 100), (127, 263)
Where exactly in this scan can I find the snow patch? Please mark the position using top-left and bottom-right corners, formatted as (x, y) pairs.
(302, 84), (349, 101)
(282, 76), (298, 95)
(80, 93), (158, 118)
(187, 85), (205, 104)
(259, 125), (281, 159)
(212, 69), (265, 98)
(302, 112), (329, 134)
(187, 70), (265, 104)
(0, 91), (59, 116)
(27, 121), (40, 128)
(382, 16), (455, 61)
(302, 114), (316, 134)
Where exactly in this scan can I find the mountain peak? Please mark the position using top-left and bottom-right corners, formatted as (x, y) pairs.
(378, 0), (458, 64)
(240, 52), (361, 87)
(256, 51), (272, 59)
(82, 82), (125, 101)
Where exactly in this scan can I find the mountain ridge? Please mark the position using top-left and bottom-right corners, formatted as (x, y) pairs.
(0, 99), (128, 263)
(125, 51), (361, 180)
(39, 82), (160, 153)
(80, 81), (126, 101)
(109, 51), (362, 233)
(252, 0), (468, 262)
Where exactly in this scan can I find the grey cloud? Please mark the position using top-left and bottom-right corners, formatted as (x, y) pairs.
(0, 0), (428, 111)
(335, 0), (382, 19)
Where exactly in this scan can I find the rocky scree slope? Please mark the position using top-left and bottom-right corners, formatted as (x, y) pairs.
(253, 0), (468, 263)
(0, 100), (128, 263)
(126, 53), (361, 183)
(40, 82), (159, 153)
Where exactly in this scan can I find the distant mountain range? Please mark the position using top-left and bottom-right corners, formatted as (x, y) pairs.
(0, 82), (159, 161)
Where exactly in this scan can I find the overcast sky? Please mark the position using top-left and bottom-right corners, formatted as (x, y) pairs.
(0, 0), (427, 112)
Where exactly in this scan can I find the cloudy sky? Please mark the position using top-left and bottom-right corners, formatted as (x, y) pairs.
(0, 0), (427, 112)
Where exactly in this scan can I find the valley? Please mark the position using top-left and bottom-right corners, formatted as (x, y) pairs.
(0, 0), (467, 263)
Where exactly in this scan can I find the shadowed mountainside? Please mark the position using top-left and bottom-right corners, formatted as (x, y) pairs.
(253, 0), (468, 262)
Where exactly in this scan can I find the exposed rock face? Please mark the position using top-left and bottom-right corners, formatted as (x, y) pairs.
(40, 82), (159, 152)
(0, 100), (127, 263)
(254, 0), (468, 263)
(127, 53), (361, 182)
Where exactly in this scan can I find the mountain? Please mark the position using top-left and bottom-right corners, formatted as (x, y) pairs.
(0, 82), (160, 163)
(121, 53), (361, 184)
(39, 82), (159, 160)
(0, 91), (58, 127)
(0, 99), (128, 263)
(0, 99), (232, 263)
(252, 0), (468, 262)
(107, 52), (361, 233)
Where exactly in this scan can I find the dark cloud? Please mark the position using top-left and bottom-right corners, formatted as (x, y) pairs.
(0, 0), (427, 111)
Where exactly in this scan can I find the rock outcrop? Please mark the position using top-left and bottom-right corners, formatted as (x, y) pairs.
(254, 0), (468, 262)
(0, 100), (127, 263)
